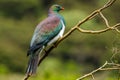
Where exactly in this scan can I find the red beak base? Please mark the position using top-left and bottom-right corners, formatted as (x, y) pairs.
(61, 7), (64, 10)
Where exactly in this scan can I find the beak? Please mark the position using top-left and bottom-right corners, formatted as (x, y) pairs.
(61, 7), (64, 10)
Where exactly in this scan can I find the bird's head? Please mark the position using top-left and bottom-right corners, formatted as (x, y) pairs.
(50, 4), (64, 12)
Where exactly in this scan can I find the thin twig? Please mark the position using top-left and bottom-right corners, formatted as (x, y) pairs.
(100, 67), (120, 71)
(76, 61), (108, 80)
(76, 27), (110, 34)
(76, 0), (116, 27)
(107, 63), (120, 67)
(100, 0), (116, 11)
(99, 12), (110, 28)
(76, 23), (120, 34)
(76, 62), (120, 80)
(91, 74), (95, 80)
(115, 28), (120, 33)
(110, 47), (118, 63)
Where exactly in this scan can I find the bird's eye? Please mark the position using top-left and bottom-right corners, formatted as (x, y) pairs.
(56, 6), (60, 8)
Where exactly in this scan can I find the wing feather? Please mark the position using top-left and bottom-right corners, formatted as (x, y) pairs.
(28, 16), (62, 55)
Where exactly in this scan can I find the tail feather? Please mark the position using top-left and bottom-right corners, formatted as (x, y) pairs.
(26, 46), (44, 76)
(26, 53), (39, 76)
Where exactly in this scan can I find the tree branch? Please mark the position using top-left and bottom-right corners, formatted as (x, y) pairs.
(99, 12), (110, 28)
(76, 61), (120, 80)
(24, 0), (119, 80)
(76, 61), (108, 80)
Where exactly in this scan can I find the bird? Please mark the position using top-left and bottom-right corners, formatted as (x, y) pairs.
(26, 4), (65, 76)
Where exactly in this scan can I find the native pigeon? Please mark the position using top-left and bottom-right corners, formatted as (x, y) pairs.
(26, 4), (65, 76)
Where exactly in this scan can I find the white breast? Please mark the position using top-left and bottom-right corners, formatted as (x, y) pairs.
(47, 20), (65, 46)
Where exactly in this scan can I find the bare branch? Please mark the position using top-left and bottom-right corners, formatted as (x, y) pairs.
(76, 0), (116, 27)
(100, 67), (120, 71)
(76, 27), (110, 34)
(99, 12), (110, 28)
(110, 47), (119, 62)
(91, 74), (95, 80)
(115, 28), (120, 33)
(76, 61), (108, 80)
(76, 61), (120, 80)
(107, 63), (120, 67)
(100, 0), (116, 11)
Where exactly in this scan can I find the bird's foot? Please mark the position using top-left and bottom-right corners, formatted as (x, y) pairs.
(52, 44), (56, 48)
(52, 38), (61, 48)
(43, 48), (47, 53)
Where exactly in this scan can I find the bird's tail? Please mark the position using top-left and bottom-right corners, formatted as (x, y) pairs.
(26, 46), (44, 76)
(26, 53), (39, 76)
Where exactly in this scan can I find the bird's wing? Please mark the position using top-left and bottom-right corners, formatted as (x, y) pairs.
(27, 16), (63, 56)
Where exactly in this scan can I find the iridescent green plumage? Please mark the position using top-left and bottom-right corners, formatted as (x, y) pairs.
(26, 4), (65, 76)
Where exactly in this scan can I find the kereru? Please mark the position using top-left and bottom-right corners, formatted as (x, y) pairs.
(26, 4), (65, 76)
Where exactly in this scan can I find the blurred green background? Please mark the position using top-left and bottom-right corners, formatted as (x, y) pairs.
(0, 0), (120, 80)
